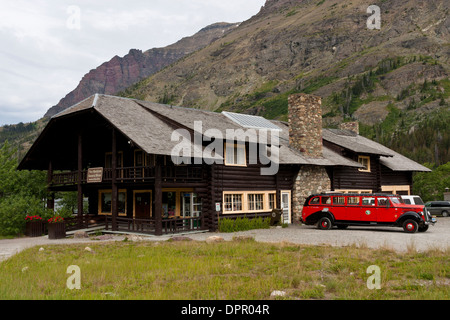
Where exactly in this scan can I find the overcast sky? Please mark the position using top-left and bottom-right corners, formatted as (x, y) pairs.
(0, 0), (266, 126)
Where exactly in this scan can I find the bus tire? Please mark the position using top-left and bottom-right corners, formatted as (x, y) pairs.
(317, 217), (332, 230)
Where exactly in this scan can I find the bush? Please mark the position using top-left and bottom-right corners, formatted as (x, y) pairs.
(218, 216), (271, 233)
(0, 195), (44, 236)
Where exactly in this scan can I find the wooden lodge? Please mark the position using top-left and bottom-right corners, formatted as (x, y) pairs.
(18, 93), (430, 235)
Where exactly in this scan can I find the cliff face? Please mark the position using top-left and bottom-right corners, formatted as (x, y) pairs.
(44, 22), (238, 118)
(120, 0), (448, 118)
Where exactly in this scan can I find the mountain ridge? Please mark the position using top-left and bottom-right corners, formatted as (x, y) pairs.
(44, 22), (239, 118)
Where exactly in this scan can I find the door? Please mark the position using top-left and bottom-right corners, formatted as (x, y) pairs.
(360, 196), (377, 222)
(280, 191), (291, 224)
(134, 191), (152, 219)
(376, 196), (395, 222)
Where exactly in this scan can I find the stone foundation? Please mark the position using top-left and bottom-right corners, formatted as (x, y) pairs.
(292, 165), (331, 223)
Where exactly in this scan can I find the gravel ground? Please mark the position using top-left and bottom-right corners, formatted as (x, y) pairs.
(1, 217), (449, 262)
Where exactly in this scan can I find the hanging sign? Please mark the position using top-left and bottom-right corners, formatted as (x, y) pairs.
(87, 167), (103, 183)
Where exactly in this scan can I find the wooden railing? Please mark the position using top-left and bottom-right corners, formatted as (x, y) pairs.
(104, 216), (205, 235)
(51, 166), (203, 187)
(64, 215), (106, 232)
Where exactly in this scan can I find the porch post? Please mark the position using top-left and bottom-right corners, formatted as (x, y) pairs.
(154, 157), (162, 235)
(111, 128), (118, 231)
(46, 161), (54, 211)
(77, 132), (83, 220)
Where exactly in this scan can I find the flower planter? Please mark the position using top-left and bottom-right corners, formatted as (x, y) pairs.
(47, 222), (66, 239)
(25, 220), (44, 237)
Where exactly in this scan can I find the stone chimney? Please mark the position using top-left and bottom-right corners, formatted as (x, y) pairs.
(339, 121), (359, 135)
(288, 93), (323, 158)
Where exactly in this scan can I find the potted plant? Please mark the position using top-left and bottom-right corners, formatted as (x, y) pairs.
(47, 216), (66, 239)
(25, 215), (44, 237)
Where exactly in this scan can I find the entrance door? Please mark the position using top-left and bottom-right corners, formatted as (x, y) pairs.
(134, 191), (152, 219)
(280, 191), (291, 224)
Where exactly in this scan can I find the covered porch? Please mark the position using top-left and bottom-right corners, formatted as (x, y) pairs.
(18, 96), (214, 236)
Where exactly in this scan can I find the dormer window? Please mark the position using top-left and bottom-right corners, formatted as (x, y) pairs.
(358, 155), (371, 172)
(225, 142), (246, 166)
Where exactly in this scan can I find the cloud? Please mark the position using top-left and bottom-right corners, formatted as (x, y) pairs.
(0, 0), (266, 126)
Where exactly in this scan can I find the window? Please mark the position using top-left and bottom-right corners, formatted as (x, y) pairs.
(333, 196), (345, 205)
(377, 197), (389, 207)
(225, 142), (246, 166)
(105, 151), (123, 168)
(335, 189), (373, 194)
(321, 196), (332, 205)
(248, 193), (264, 211)
(358, 155), (371, 172)
(224, 193), (243, 212)
(362, 197), (375, 206)
(347, 196), (360, 205)
(381, 185), (410, 195)
(223, 191), (276, 214)
(268, 193), (276, 210)
(98, 189), (127, 216)
(310, 197), (320, 205)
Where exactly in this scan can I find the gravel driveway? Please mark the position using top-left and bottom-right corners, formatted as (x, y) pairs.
(1, 217), (449, 262)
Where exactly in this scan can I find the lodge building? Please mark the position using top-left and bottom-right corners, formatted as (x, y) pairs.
(18, 93), (430, 235)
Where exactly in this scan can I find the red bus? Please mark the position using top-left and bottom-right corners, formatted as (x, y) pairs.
(300, 193), (436, 233)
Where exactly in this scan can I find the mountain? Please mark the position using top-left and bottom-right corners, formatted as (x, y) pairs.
(44, 22), (239, 118)
(119, 0), (449, 165)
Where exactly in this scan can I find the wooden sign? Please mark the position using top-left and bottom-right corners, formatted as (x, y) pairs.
(87, 167), (103, 183)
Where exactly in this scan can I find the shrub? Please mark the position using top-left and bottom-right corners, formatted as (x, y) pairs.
(218, 216), (271, 233)
(0, 195), (44, 236)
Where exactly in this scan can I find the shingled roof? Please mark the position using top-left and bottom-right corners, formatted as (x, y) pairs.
(20, 94), (427, 172)
(322, 128), (431, 172)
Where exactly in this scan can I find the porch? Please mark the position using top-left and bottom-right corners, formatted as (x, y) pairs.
(63, 214), (207, 236)
(50, 166), (204, 187)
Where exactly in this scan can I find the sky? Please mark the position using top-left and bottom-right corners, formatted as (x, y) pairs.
(0, 0), (266, 126)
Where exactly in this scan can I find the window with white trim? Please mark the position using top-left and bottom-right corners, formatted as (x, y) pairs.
(223, 191), (276, 214)
(358, 155), (371, 172)
(225, 142), (246, 166)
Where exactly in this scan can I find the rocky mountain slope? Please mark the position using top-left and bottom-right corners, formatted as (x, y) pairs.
(44, 22), (239, 118)
(119, 0), (449, 164)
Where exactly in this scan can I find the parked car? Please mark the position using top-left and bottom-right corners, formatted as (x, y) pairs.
(401, 195), (424, 206)
(425, 201), (450, 217)
(301, 193), (436, 233)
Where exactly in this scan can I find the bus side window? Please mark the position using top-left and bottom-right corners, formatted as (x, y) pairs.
(377, 198), (388, 207)
(321, 196), (331, 205)
(310, 197), (320, 205)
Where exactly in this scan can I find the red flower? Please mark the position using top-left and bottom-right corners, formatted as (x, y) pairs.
(48, 216), (64, 223)
(26, 215), (42, 221)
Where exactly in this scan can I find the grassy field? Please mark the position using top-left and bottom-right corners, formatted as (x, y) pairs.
(0, 238), (449, 300)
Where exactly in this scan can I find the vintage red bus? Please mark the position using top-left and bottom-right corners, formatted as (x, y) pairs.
(301, 193), (436, 233)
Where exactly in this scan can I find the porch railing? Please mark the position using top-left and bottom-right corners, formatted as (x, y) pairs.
(64, 215), (106, 232)
(104, 216), (205, 235)
(51, 166), (203, 187)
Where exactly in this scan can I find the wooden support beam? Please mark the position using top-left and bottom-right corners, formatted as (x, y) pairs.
(154, 156), (162, 236)
(77, 132), (83, 218)
(111, 128), (118, 231)
(47, 161), (55, 211)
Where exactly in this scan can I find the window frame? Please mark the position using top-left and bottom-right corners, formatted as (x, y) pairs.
(224, 142), (247, 167)
(98, 189), (127, 216)
(358, 155), (371, 172)
(222, 191), (276, 214)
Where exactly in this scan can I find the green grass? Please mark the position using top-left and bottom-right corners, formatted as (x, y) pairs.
(1, 241), (448, 300)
